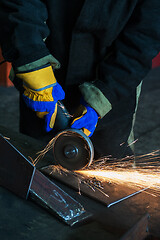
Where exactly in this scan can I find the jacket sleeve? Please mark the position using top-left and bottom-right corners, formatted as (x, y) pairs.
(80, 0), (160, 117)
(0, 0), (50, 68)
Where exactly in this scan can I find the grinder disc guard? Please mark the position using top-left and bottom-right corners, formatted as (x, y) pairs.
(53, 129), (94, 170)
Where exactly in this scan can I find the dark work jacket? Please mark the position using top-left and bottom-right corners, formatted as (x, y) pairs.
(0, 0), (160, 157)
(0, 0), (160, 105)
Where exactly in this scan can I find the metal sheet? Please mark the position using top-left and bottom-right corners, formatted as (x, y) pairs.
(41, 165), (147, 207)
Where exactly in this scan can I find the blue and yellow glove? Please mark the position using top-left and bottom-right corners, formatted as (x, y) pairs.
(71, 99), (99, 137)
(16, 64), (65, 132)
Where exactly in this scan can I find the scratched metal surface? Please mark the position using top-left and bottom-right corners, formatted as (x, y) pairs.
(30, 169), (92, 226)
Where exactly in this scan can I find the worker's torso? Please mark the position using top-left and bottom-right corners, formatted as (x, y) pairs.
(45, 0), (138, 81)
(45, 0), (139, 110)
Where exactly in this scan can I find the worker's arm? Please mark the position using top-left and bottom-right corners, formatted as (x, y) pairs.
(79, 0), (160, 118)
(0, 0), (64, 132)
(0, 0), (60, 69)
(16, 64), (65, 132)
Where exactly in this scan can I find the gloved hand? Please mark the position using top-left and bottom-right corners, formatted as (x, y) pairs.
(71, 99), (99, 137)
(16, 64), (65, 132)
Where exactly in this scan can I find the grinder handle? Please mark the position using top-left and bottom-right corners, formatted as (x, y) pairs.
(54, 101), (71, 132)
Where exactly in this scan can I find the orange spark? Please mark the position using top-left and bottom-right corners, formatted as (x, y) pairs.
(76, 169), (160, 194)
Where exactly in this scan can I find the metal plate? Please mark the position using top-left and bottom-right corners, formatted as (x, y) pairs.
(41, 165), (148, 207)
(30, 169), (92, 226)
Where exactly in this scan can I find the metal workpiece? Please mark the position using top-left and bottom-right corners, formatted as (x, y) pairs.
(30, 169), (92, 226)
(0, 134), (92, 226)
(0, 134), (35, 199)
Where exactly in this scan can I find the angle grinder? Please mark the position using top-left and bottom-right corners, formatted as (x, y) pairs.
(53, 101), (94, 171)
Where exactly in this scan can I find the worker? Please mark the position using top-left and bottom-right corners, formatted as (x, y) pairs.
(0, 0), (160, 160)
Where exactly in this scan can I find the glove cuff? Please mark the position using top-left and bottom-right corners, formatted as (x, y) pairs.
(79, 82), (112, 118)
(16, 64), (57, 91)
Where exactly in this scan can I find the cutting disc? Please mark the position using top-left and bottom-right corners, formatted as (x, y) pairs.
(53, 129), (94, 170)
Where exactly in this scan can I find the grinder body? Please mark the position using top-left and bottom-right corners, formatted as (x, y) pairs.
(53, 101), (94, 170)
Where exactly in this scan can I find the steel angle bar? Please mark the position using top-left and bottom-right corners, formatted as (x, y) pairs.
(0, 134), (92, 226)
